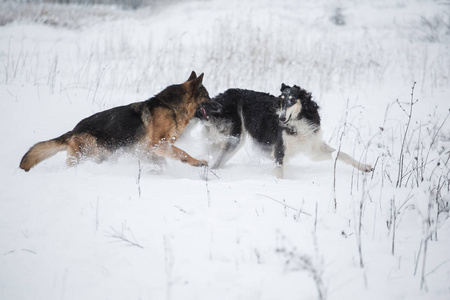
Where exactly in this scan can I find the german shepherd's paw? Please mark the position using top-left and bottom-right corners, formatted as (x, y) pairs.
(193, 159), (208, 167)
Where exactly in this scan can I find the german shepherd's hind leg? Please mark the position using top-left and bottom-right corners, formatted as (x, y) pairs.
(66, 134), (105, 167)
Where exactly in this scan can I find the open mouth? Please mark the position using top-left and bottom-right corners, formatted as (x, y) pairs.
(201, 107), (209, 120)
(197, 101), (221, 121)
(280, 114), (292, 125)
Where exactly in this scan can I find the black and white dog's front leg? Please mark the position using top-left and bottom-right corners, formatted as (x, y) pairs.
(273, 134), (285, 178)
(211, 122), (243, 169)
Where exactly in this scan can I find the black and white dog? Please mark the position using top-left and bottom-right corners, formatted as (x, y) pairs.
(195, 84), (372, 176)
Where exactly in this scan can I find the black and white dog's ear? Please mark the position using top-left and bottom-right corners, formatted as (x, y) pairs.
(280, 83), (290, 92)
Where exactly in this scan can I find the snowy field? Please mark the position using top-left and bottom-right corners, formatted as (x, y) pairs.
(1, 0), (449, 299)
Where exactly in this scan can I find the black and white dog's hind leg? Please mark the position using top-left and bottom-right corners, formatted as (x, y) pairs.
(210, 133), (243, 169)
(306, 134), (373, 173)
(203, 120), (244, 169)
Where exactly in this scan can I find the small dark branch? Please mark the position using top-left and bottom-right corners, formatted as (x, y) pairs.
(420, 190), (437, 291)
(276, 246), (326, 300)
(136, 160), (142, 198)
(208, 168), (220, 179)
(358, 196), (364, 268)
(421, 235), (429, 291)
(425, 259), (450, 278)
(396, 82), (417, 188)
(92, 64), (108, 105)
(201, 166), (212, 207)
(174, 205), (188, 214)
(370, 156), (380, 181)
(296, 198), (306, 221)
(385, 170), (393, 183)
(414, 239), (423, 276)
(424, 110), (450, 182)
(256, 194), (312, 216)
(314, 201), (318, 234)
(434, 176), (446, 241)
(106, 225), (144, 249)
(21, 249), (37, 254)
(333, 134), (343, 210)
(200, 165), (220, 181)
(391, 197), (396, 256)
(333, 99), (350, 210)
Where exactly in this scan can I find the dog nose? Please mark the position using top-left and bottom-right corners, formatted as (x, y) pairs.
(279, 115), (286, 123)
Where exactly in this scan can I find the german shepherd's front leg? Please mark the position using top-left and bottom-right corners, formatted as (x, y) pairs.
(151, 139), (208, 167)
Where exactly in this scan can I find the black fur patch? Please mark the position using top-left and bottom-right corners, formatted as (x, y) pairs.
(72, 104), (146, 151)
(72, 84), (188, 151)
(201, 89), (282, 147)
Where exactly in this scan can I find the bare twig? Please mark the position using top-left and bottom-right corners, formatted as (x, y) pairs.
(425, 259), (450, 277)
(256, 194), (312, 216)
(106, 224), (144, 249)
(333, 98), (350, 210)
(396, 82), (417, 188)
(357, 194), (364, 268)
(21, 249), (37, 254)
(201, 166), (212, 207)
(391, 197), (396, 256)
(314, 201), (318, 233)
(136, 160), (142, 197)
(414, 239), (423, 276)
(276, 244), (326, 300)
(424, 110), (450, 182)
(92, 64), (108, 105)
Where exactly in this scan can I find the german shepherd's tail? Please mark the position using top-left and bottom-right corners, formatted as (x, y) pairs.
(20, 131), (73, 172)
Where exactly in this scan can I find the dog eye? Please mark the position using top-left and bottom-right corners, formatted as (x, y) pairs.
(289, 96), (293, 100)
(281, 95), (285, 99)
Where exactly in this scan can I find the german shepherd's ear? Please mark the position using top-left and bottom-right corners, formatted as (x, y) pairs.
(185, 73), (204, 94)
(281, 83), (290, 92)
(192, 73), (204, 87)
(187, 71), (197, 81)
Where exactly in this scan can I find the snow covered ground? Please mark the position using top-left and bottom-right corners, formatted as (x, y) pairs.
(1, 0), (449, 299)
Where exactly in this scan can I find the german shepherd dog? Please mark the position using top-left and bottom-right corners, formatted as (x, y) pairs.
(195, 84), (372, 176)
(20, 71), (211, 171)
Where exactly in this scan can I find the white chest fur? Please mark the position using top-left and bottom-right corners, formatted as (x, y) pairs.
(280, 119), (322, 161)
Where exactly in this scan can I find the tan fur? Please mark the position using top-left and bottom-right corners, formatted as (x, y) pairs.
(19, 139), (67, 171)
(144, 88), (207, 167)
(66, 134), (110, 166)
(19, 71), (209, 171)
